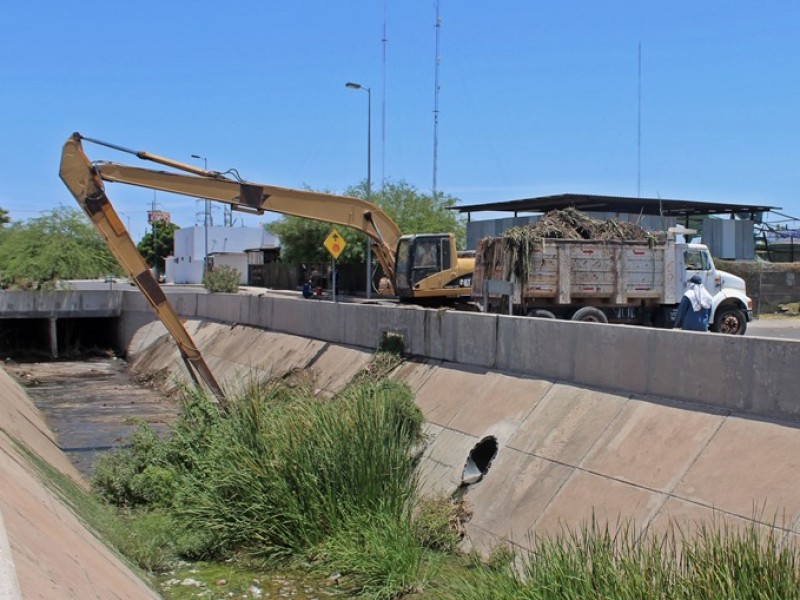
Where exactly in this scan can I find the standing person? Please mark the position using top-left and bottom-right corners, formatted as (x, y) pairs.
(674, 274), (714, 331)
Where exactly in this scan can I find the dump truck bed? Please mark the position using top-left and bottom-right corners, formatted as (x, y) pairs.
(473, 238), (673, 306)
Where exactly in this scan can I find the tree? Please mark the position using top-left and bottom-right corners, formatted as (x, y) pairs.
(0, 206), (123, 289)
(266, 218), (365, 266)
(265, 179), (466, 266)
(346, 179), (466, 249)
(0, 208), (10, 226)
(137, 220), (180, 275)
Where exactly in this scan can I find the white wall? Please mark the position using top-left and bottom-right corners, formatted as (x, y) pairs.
(210, 254), (248, 284)
(166, 226), (279, 284)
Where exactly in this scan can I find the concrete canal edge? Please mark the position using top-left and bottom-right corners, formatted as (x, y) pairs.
(0, 366), (160, 598)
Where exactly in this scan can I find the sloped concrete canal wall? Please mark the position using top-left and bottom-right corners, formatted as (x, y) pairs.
(124, 295), (800, 555)
(0, 367), (159, 598)
(121, 290), (800, 423)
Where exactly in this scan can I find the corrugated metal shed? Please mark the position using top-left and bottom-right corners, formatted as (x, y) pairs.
(454, 193), (776, 220)
(456, 194), (777, 260)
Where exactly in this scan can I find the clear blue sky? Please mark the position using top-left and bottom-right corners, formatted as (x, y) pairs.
(2, 1), (799, 242)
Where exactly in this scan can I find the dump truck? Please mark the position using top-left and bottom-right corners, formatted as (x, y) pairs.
(473, 212), (752, 335)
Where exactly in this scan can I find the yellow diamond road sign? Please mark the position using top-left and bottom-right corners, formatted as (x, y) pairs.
(324, 228), (347, 260)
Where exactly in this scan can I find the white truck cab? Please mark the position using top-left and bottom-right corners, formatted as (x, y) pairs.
(677, 242), (753, 334)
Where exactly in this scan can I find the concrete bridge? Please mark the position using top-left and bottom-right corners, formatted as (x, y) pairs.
(0, 290), (123, 358)
(0, 288), (799, 596)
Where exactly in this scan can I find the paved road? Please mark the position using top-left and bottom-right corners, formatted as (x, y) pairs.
(747, 317), (800, 341)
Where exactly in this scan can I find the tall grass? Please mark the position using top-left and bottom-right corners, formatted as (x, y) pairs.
(172, 378), (423, 559)
(441, 518), (800, 600)
(93, 367), (427, 596)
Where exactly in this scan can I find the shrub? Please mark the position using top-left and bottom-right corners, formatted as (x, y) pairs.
(318, 512), (424, 600)
(203, 265), (240, 293)
(413, 496), (470, 553)
(92, 421), (172, 506)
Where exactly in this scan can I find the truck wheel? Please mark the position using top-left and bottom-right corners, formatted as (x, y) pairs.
(527, 309), (556, 319)
(571, 306), (608, 324)
(713, 307), (747, 335)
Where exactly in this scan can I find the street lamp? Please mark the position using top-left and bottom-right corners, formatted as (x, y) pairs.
(191, 154), (210, 276)
(345, 81), (373, 298)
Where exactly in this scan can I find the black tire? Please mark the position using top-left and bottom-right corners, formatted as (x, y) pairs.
(571, 306), (609, 324)
(527, 309), (557, 319)
(712, 307), (747, 335)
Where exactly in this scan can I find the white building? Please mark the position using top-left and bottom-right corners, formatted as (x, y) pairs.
(165, 226), (280, 285)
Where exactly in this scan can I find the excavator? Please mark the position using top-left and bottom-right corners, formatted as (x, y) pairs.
(59, 133), (475, 404)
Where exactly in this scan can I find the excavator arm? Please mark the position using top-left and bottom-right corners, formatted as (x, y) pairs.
(59, 134), (227, 405)
(59, 132), (408, 404)
(59, 133), (474, 399)
(83, 138), (402, 284)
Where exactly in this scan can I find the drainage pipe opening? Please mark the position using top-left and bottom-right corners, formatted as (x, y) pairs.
(461, 436), (498, 485)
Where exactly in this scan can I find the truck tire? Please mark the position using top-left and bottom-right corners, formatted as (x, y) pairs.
(712, 307), (747, 335)
(571, 306), (608, 324)
(527, 309), (556, 319)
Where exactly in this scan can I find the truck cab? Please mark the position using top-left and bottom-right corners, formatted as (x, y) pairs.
(678, 243), (753, 334)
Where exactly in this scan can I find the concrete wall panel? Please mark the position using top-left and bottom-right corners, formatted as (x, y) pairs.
(581, 400), (723, 492)
(674, 417), (800, 522)
(445, 371), (550, 444)
(495, 316), (578, 380)
(507, 384), (628, 465)
(417, 427), (478, 497)
(572, 323), (653, 394)
(534, 470), (663, 539)
(750, 338), (800, 420)
(646, 329), (752, 412)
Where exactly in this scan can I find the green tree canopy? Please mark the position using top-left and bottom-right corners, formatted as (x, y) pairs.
(0, 208), (10, 226)
(265, 179), (466, 266)
(0, 206), (124, 290)
(137, 220), (180, 275)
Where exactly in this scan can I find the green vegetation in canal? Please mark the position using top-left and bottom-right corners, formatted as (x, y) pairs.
(85, 353), (800, 599)
(92, 356), (441, 598)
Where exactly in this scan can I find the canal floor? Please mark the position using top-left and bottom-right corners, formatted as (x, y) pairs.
(4, 357), (179, 479)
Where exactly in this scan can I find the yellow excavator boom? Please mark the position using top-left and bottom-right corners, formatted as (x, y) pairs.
(59, 134), (227, 405)
(58, 132), (475, 399)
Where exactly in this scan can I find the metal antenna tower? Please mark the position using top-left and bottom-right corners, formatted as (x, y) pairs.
(432, 0), (442, 197)
(381, 0), (388, 192)
(637, 42), (642, 198)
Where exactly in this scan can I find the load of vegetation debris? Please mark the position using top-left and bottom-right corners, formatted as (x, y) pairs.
(478, 207), (659, 284)
(503, 207), (653, 242)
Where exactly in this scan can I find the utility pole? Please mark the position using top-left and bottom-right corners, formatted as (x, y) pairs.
(345, 82), (373, 299)
(150, 192), (158, 279)
(191, 154), (210, 276)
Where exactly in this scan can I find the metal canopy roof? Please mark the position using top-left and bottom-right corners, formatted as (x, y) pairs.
(453, 193), (778, 218)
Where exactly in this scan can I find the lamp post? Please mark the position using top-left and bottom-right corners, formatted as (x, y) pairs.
(345, 81), (373, 299)
(191, 154), (210, 277)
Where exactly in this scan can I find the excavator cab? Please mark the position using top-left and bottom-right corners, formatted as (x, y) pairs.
(394, 233), (460, 300)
